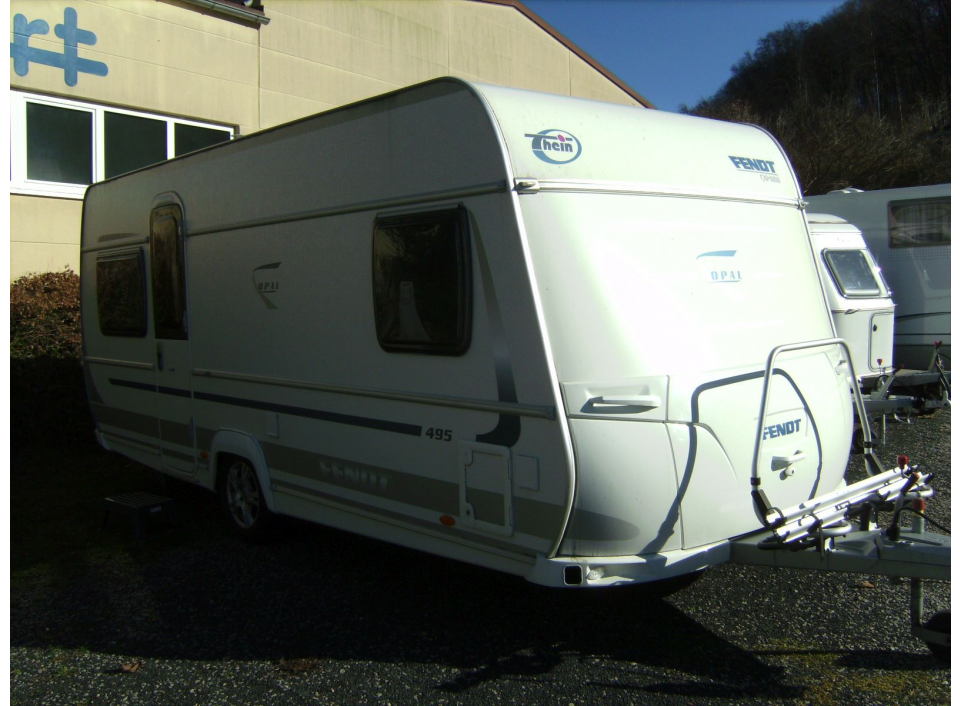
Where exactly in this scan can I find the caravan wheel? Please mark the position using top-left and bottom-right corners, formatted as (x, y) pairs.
(220, 456), (275, 542)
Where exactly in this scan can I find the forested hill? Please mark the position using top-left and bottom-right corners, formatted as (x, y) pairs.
(682, 0), (949, 195)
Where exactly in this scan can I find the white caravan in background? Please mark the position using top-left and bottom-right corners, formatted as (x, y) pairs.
(807, 213), (894, 390)
(807, 185), (951, 371)
(807, 212), (949, 422)
(81, 79), (947, 656)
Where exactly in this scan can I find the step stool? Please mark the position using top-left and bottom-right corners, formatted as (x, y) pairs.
(103, 492), (174, 539)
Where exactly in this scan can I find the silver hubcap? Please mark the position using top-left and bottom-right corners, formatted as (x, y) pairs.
(225, 461), (261, 529)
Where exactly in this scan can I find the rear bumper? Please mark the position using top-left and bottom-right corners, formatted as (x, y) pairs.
(525, 541), (730, 588)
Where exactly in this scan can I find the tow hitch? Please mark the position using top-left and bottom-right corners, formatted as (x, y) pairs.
(731, 456), (950, 661)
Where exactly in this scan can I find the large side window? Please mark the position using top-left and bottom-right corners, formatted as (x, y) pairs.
(151, 205), (188, 340)
(889, 197), (950, 248)
(96, 249), (147, 336)
(372, 207), (472, 354)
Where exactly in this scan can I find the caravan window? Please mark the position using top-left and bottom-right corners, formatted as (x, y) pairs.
(151, 205), (188, 340)
(889, 197), (950, 248)
(372, 207), (471, 354)
(96, 249), (147, 336)
(823, 250), (882, 297)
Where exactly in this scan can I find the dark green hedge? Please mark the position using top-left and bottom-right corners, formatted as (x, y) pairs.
(11, 271), (92, 450)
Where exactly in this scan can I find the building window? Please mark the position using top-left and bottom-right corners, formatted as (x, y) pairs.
(26, 102), (94, 185)
(11, 91), (233, 199)
(96, 249), (147, 337)
(889, 197), (951, 248)
(372, 207), (472, 355)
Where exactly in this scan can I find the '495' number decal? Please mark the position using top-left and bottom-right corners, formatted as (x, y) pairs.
(425, 428), (453, 441)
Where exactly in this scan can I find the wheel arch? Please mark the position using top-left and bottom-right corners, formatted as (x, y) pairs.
(208, 430), (277, 513)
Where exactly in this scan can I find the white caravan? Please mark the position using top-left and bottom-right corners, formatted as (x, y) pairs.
(807, 213), (894, 389)
(807, 185), (951, 371)
(807, 212), (949, 423)
(82, 79), (948, 654)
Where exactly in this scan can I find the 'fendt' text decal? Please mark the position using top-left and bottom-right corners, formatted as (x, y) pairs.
(729, 155), (780, 183)
(762, 418), (802, 441)
(525, 129), (582, 164)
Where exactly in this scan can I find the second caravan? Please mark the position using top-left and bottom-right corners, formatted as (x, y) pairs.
(81, 79), (935, 592)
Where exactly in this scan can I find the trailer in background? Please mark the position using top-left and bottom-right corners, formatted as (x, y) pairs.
(807, 213), (949, 442)
(807, 185), (951, 372)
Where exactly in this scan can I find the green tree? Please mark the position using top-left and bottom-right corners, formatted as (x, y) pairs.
(683, 0), (949, 194)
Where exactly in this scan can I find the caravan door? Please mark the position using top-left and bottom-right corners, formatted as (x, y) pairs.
(150, 203), (196, 475)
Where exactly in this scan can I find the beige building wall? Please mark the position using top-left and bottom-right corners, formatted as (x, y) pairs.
(10, 0), (648, 279)
(259, 0), (644, 129)
(10, 196), (85, 279)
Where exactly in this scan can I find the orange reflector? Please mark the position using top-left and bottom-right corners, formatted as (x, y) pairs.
(440, 515), (456, 527)
(200, 451), (209, 459)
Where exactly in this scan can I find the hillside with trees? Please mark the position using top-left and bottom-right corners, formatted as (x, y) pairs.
(683, 0), (949, 195)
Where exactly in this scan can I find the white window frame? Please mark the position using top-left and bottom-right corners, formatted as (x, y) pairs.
(10, 90), (235, 199)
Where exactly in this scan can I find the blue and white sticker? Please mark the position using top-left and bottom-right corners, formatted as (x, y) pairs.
(525, 129), (582, 164)
(697, 250), (743, 284)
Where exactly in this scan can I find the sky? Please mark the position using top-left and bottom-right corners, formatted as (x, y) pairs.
(523, 0), (848, 112)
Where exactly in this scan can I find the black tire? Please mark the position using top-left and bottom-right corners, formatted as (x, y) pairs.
(924, 610), (950, 664)
(219, 455), (276, 542)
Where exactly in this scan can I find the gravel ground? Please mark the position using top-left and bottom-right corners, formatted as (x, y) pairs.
(11, 409), (950, 705)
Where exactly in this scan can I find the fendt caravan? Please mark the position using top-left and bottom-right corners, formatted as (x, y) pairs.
(807, 185), (951, 372)
(82, 79), (948, 657)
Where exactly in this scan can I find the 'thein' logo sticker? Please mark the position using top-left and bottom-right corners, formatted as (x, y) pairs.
(525, 129), (582, 164)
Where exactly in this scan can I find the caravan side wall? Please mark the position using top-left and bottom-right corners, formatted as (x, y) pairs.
(81, 80), (575, 576)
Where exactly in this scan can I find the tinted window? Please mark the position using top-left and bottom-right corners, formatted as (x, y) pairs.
(105, 111), (168, 179)
(26, 102), (92, 184)
(96, 250), (147, 336)
(889, 197), (950, 247)
(175, 123), (231, 156)
(824, 250), (882, 297)
(151, 205), (188, 340)
(372, 208), (471, 354)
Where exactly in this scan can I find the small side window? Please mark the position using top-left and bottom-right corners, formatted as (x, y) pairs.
(823, 250), (882, 297)
(96, 249), (147, 336)
(372, 207), (472, 354)
(889, 197), (950, 248)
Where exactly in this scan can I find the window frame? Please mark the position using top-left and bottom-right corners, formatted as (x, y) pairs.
(10, 90), (234, 199)
(96, 247), (148, 337)
(371, 206), (473, 356)
(822, 248), (885, 299)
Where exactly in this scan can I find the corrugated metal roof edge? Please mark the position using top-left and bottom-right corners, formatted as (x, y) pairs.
(473, 0), (656, 109)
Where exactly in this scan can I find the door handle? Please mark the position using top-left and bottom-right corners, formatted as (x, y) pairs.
(772, 452), (805, 474)
(157, 342), (164, 372)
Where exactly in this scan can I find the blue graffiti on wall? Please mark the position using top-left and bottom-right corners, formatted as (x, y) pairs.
(10, 7), (108, 87)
